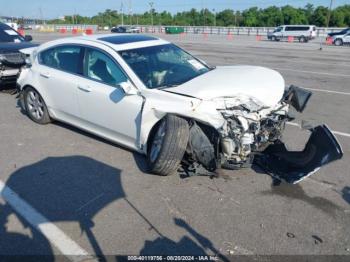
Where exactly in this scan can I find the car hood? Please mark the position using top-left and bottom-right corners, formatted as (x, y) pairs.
(167, 66), (285, 107)
(0, 42), (38, 53)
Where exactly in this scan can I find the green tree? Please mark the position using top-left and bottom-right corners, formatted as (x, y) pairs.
(311, 6), (328, 26)
(216, 9), (235, 26)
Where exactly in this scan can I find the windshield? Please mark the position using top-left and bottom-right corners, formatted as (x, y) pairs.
(274, 27), (283, 33)
(340, 28), (350, 34)
(0, 24), (24, 43)
(118, 44), (210, 89)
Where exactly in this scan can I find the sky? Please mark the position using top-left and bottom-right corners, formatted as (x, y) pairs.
(0, 0), (348, 19)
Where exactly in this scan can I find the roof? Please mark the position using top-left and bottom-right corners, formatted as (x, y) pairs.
(98, 35), (158, 45)
(76, 34), (170, 51)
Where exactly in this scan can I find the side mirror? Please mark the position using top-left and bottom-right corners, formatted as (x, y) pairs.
(118, 81), (138, 95)
(24, 35), (33, 42)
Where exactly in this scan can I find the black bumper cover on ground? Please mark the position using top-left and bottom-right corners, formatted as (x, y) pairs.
(255, 125), (343, 184)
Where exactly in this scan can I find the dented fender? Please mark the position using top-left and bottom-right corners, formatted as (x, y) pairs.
(138, 89), (225, 153)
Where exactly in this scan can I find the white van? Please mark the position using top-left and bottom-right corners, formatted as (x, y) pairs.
(268, 25), (317, 42)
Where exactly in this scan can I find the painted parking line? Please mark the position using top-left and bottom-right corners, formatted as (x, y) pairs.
(0, 179), (94, 262)
(305, 87), (350, 96)
(274, 67), (350, 78)
(287, 122), (350, 138)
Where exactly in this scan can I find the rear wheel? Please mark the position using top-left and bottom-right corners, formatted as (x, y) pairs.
(24, 87), (51, 124)
(334, 38), (343, 46)
(147, 115), (189, 176)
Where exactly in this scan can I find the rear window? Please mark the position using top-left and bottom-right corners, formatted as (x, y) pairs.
(39, 45), (83, 75)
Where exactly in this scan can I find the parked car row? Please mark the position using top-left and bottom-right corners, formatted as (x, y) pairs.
(327, 27), (350, 46)
(267, 25), (349, 46)
(111, 26), (141, 34)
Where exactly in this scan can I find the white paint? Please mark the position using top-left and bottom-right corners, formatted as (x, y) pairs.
(0, 180), (94, 261)
(169, 65), (285, 107)
(274, 67), (350, 78)
(305, 87), (350, 96)
(287, 122), (350, 138)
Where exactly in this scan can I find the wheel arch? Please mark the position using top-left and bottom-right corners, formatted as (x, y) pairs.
(144, 113), (220, 156)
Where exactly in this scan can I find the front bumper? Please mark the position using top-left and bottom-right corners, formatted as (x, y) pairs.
(255, 125), (343, 184)
(0, 69), (20, 85)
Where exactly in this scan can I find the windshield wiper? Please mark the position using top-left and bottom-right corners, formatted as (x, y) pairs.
(158, 84), (179, 89)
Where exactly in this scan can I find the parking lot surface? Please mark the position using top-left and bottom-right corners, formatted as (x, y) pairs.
(1, 32), (349, 259)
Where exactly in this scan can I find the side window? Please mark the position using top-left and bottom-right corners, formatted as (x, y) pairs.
(39, 45), (83, 74)
(84, 48), (127, 86)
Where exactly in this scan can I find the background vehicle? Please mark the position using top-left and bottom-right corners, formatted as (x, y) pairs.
(268, 25), (316, 42)
(111, 26), (140, 33)
(0, 22), (36, 87)
(331, 32), (350, 46)
(5, 22), (19, 31)
(17, 34), (342, 184)
(327, 28), (350, 39)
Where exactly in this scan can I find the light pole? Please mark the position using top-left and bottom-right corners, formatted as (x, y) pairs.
(326, 0), (334, 28)
(149, 2), (154, 27)
(129, 0), (132, 25)
(212, 9), (216, 27)
(120, 1), (124, 26)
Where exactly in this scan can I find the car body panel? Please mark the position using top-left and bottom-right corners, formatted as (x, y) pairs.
(167, 65), (285, 107)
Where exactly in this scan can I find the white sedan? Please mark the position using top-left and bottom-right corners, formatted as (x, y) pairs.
(17, 34), (343, 184)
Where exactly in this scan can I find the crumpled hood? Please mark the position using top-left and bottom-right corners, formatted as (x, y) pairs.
(167, 66), (285, 107)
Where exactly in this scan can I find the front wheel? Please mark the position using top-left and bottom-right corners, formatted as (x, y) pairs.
(147, 115), (189, 176)
(23, 87), (51, 124)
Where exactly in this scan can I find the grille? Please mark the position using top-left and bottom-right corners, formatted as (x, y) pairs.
(0, 53), (25, 66)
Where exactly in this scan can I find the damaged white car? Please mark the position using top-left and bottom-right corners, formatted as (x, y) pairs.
(17, 34), (343, 184)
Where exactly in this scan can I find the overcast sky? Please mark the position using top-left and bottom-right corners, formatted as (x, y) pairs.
(0, 0), (347, 19)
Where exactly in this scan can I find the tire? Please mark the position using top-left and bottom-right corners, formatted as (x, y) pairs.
(147, 115), (189, 176)
(299, 36), (306, 43)
(23, 87), (51, 124)
(271, 36), (277, 41)
(334, 39), (343, 46)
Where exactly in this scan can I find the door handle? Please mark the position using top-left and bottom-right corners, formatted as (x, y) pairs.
(40, 72), (50, 78)
(78, 85), (92, 92)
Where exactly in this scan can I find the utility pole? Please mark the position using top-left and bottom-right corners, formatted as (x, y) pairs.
(129, 0), (132, 25)
(212, 9), (216, 26)
(39, 7), (43, 24)
(149, 2), (154, 26)
(120, 1), (124, 25)
(326, 0), (334, 28)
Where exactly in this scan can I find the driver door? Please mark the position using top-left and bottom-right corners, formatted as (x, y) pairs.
(76, 47), (143, 150)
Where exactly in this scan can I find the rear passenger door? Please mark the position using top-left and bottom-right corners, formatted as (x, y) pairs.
(38, 45), (84, 122)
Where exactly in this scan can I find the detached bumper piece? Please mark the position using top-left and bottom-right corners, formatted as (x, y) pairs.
(255, 125), (343, 184)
